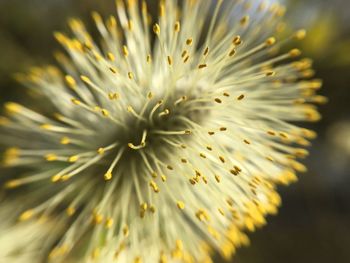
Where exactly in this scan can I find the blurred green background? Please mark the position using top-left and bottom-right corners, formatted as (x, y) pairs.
(0, 0), (349, 262)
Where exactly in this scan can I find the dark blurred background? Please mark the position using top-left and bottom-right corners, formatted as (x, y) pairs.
(0, 0), (349, 262)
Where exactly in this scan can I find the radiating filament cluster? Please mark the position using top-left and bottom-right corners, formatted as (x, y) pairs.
(0, 0), (324, 262)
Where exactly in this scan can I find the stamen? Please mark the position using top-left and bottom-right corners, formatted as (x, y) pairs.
(104, 148), (125, 181)
(128, 130), (148, 150)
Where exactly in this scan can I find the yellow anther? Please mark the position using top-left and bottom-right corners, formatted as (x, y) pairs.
(149, 180), (160, 193)
(49, 244), (69, 259)
(279, 132), (288, 139)
(214, 98), (222, 104)
(51, 174), (62, 183)
(159, 109), (170, 117)
(186, 38), (193, 46)
(267, 131), (276, 136)
(174, 21), (181, 32)
(65, 75), (77, 89)
(294, 149), (309, 158)
(108, 92), (120, 100)
(97, 148), (105, 155)
(215, 175), (221, 183)
(19, 210), (34, 221)
(4, 180), (22, 189)
(107, 52), (115, 61)
(80, 75), (91, 84)
(128, 72), (134, 79)
(109, 67), (118, 74)
(198, 64), (207, 69)
(91, 248), (100, 260)
(289, 49), (302, 57)
(230, 169), (238, 176)
(172, 239), (183, 259)
(5, 102), (21, 114)
(140, 203), (148, 211)
(167, 56), (173, 66)
(3, 147), (20, 164)
(204, 47), (209, 56)
(160, 252), (168, 263)
(101, 109), (110, 117)
(234, 165), (242, 172)
(123, 225), (129, 236)
(294, 29), (307, 40)
(144, 92), (152, 101)
(276, 5), (286, 17)
(177, 201), (185, 210)
(237, 94), (245, 100)
(60, 137), (71, 145)
(71, 98), (81, 105)
(240, 15), (250, 26)
(45, 154), (58, 162)
(202, 176), (208, 184)
(91, 11), (103, 24)
(123, 45), (129, 57)
(150, 205), (156, 213)
(229, 48), (236, 57)
(189, 178), (196, 185)
(219, 156), (225, 163)
(226, 199), (234, 207)
(105, 217), (114, 228)
(304, 107), (321, 121)
(93, 213), (104, 225)
(68, 155), (79, 163)
(233, 35), (242, 46)
(161, 175), (167, 182)
(0, 116), (10, 126)
(196, 209), (209, 222)
(107, 15), (116, 30)
(308, 79), (323, 90)
(54, 31), (68, 45)
(301, 129), (317, 139)
(290, 160), (308, 173)
(159, 1), (165, 17)
(147, 54), (152, 63)
(104, 172), (113, 181)
(41, 124), (54, 130)
(218, 208), (225, 216)
(61, 174), (71, 181)
(128, 20), (134, 31)
(266, 156), (274, 162)
(175, 239), (183, 250)
(265, 37), (276, 46)
(66, 206), (76, 216)
(183, 55), (190, 63)
(153, 23), (160, 35)
(302, 69), (315, 78)
(181, 158), (187, 163)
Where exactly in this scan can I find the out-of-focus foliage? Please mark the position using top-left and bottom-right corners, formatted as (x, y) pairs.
(287, 0), (350, 67)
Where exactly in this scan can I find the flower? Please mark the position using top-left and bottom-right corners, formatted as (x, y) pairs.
(0, 0), (324, 262)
